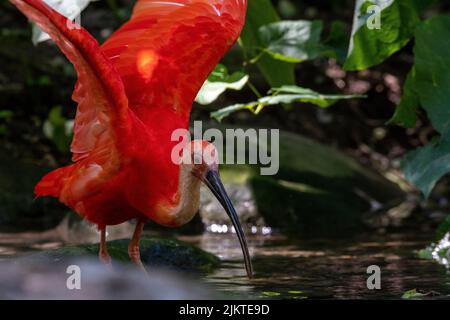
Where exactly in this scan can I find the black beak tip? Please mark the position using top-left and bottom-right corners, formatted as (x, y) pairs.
(204, 170), (253, 280)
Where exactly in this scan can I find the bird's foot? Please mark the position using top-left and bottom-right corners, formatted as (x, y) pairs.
(99, 226), (113, 271)
(128, 220), (147, 273)
(128, 243), (147, 273)
(99, 251), (113, 271)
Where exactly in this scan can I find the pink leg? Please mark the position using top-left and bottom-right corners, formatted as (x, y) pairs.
(128, 220), (146, 271)
(99, 227), (112, 266)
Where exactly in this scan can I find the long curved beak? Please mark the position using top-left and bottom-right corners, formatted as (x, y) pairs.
(203, 170), (253, 279)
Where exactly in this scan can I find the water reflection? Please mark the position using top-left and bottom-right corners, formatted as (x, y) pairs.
(182, 232), (450, 299)
(0, 227), (449, 299)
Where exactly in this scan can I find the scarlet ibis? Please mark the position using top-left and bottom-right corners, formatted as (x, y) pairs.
(11, 0), (252, 277)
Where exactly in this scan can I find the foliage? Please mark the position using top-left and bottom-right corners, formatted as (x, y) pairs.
(199, 0), (365, 120)
(395, 16), (450, 197)
(239, 0), (296, 87)
(340, 0), (450, 199)
(435, 215), (450, 242)
(344, 0), (431, 71)
(195, 65), (248, 105)
(401, 289), (428, 299)
(258, 20), (324, 63)
(211, 86), (364, 122)
(417, 215), (450, 266)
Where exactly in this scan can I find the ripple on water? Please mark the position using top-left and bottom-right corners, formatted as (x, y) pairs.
(189, 232), (450, 299)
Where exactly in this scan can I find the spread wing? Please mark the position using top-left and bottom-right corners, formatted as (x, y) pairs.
(9, 0), (130, 164)
(10, 0), (133, 205)
(101, 0), (247, 123)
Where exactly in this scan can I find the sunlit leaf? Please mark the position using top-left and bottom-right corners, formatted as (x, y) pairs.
(211, 85), (364, 121)
(288, 290), (304, 294)
(32, 0), (99, 45)
(262, 291), (281, 297)
(195, 65), (249, 105)
(211, 102), (258, 122)
(401, 289), (428, 299)
(344, 0), (431, 71)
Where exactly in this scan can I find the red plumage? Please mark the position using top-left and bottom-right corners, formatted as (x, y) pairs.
(12, 0), (247, 227)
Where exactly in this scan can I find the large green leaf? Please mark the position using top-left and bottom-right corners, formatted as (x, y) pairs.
(211, 85), (364, 121)
(240, 0), (295, 87)
(412, 16), (450, 136)
(195, 64), (248, 105)
(344, 0), (430, 71)
(258, 20), (323, 63)
(399, 16), (450, 197)
(401, 138), (450, 198)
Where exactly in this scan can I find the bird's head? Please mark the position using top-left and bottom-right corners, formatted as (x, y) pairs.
(181, 140), (253, 278)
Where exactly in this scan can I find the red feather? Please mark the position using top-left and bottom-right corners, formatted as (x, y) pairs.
(11, 0), (247, 227)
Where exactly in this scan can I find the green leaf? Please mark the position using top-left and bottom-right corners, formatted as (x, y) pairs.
(417, 248), (433, 260)
(344, 0), (430, 71)
(211, 85), (364, 121)
(418, 232), (450, 266)
(211, 102), (258, 122)
(240, 0), (296, 87)
(322, 21), (350, 64)
(401, 138), (450, 198)
(269, 86), (365, 107)
(388, 67), (420, 128)
(401, 289), (427, 299)
(412, 16), (450, 136)
(262, 291), (281, 297)
(258, 20), (324, 63)
(195, 65), (249, 105)
(398, 16), (450, 197)
(288, 290), (304, 295)
(435, 215), (450, 242)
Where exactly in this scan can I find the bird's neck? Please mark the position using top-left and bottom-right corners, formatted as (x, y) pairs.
(154, 165), (201, 227)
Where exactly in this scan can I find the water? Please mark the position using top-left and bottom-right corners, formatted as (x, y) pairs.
(180, 232), (450, 299)
(1, 228), (450, 299)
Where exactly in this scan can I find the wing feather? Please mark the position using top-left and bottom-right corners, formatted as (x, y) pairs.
(101, 0), (247, 123)
(10, 0), (131, 204)
(9, 0), (130, 162)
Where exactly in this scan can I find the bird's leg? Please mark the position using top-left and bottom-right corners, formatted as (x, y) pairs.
(99, 227), (112, 267)
(128, 220), (146, 271)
